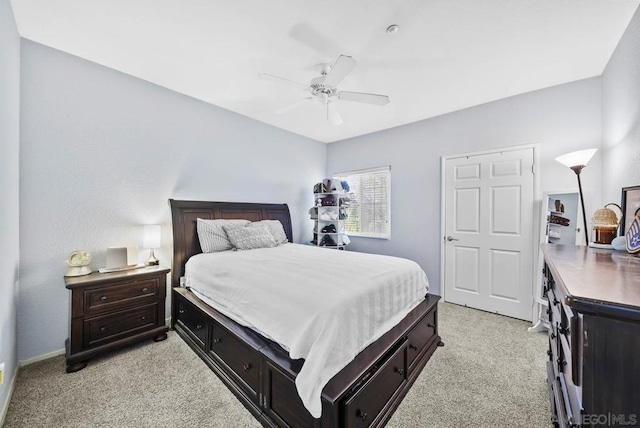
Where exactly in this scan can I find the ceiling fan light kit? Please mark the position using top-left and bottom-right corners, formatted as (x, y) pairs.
(261, 54), (390, 125)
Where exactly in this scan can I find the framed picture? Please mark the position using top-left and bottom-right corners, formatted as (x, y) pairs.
(621, 185), (640, 235)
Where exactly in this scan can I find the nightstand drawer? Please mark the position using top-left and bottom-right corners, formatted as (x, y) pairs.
(85, 278), (158, 314)
(84, 303), (157, 348)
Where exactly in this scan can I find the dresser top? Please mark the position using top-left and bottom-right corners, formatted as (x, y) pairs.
(542, 244), (640, 312)
(64, 265), (170, 289)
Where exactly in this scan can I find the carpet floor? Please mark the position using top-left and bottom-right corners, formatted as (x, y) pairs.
(4, 302), (550, 427)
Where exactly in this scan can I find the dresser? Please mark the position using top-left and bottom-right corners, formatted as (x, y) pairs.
(64, 266), (170, 372)
(542, 244), (640, 427)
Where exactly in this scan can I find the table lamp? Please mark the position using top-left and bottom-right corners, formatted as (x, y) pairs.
(143, 225), (161, 266)
(554, 148), (597, 246)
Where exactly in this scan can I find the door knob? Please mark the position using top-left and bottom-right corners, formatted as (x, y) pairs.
(446, 236), (459, 242)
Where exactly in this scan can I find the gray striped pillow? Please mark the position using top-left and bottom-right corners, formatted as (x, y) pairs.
(197, 218), (250, 253)
(223, 224), (277, 250)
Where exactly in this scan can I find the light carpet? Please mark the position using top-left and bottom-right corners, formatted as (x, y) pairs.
(4, 302), (550, 427)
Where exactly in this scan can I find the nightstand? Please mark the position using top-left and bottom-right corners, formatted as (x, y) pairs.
(64, 266), (170, 373)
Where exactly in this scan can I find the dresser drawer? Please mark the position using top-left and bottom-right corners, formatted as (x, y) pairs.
(84, 303), (157, 348)
(558, 329), (582, 420)
(344, 345), (406, 427)
(407, 309), (437, 368)
(175, 297), (208, 349)
(84, 278), (158, 314)
(209, 322), (261, 396)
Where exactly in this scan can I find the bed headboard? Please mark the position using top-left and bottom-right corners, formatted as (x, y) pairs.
(169, 199), (293, 288)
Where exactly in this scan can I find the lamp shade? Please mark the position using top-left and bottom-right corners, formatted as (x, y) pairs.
(555, 148), (597, 168)
(142, 225), (161, 249)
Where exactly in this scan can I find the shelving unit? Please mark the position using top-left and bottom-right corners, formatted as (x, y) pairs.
(546, 210), (570, 242)
(311, 192), (347, 249)
(530, 191), (581, 334)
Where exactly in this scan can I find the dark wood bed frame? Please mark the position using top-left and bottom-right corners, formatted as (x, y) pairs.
(169, 199), (442, 427)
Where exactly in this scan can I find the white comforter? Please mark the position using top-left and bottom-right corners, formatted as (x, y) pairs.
(185, 243), (429, 418)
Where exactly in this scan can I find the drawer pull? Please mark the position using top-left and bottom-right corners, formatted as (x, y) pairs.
(142, 287), (149, 293)
(547, 349), (552, 357)
(427, 323), (435, 329)
(546, 308), (552, 316)
(394, 367), (404, 376)
(242, 363), (252, 372)
(550, 332), (556, 339)
(553, 298), (559, 306)
(100, 326), (106, 332)
(356, 410), (367, 422)
(100, 296), (107, 302)
(212, 338), (222, 344)
(557, 357), (567, 367)
(179, 309), (186, 314)
(571, 316), (581, 386)
(558, 325), (569, 335)
(408, 343), (418, 351)
(196, 324), (203, 330)
(141, 316), (146, 321)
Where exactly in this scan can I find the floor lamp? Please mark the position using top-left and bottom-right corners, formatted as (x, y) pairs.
(555, 148), (597, 246)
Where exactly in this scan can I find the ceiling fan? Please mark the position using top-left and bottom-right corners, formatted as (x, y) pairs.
(259, 55), (390, 125)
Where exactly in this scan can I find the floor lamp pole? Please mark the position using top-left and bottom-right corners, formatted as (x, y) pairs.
(571, 165), (589, 246)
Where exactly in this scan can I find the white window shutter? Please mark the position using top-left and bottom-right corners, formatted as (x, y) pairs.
(335, 166), (391, 239)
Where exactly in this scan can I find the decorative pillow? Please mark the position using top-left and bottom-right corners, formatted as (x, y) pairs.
(197, 218), (250, 253)
(223, 224), (277, 250)
(254, 220), (288, 245)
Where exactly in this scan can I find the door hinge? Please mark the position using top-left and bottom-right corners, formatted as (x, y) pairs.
(532, 164), (536, 174)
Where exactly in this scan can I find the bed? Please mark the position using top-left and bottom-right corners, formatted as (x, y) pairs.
(169, 199), (442, 427)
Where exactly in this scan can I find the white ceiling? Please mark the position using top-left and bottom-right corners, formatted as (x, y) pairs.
(10, 0), (640, 143)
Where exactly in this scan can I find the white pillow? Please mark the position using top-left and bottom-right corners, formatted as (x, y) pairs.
(223, 224), (277, 250)
(197, 218), (250, 253)
(254, 220), (288, 245)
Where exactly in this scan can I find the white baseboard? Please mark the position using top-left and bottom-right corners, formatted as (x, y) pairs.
(166, 317), (171, 327)
(19, 348), (65, 368)
(0, 367), (18, 427)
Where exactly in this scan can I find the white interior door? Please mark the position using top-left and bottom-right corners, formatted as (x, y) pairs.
(443, 147), (535, 321)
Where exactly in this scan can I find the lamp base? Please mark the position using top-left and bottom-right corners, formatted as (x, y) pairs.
(145, 249), (159, 266)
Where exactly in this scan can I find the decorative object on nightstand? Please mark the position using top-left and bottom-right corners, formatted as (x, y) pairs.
(64, 251), (92, 277)
(143, 224), (161, 266)
(64, 266), (170, 373)
(554, 148), (597, 246)
(99, 246), (144, 273)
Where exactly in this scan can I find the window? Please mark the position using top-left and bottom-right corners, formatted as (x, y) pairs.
(334, 166), (391, 239)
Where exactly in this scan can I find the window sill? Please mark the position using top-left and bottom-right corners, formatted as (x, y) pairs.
(345, 233), (391, 240)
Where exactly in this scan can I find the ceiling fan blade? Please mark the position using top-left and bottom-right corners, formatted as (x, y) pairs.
(338, 91), (390, 106)
(276, 97), (314, 114)
(327, 100), (343, 125)
(324, 55), (356, 87)
(259, 73), (308, 90)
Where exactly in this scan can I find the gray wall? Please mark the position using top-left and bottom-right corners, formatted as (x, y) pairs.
(0, 0), (20, 417)
(603, 6), (640, 204)
(327, 78), (603, 294)
(18, 40), (326, 361)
